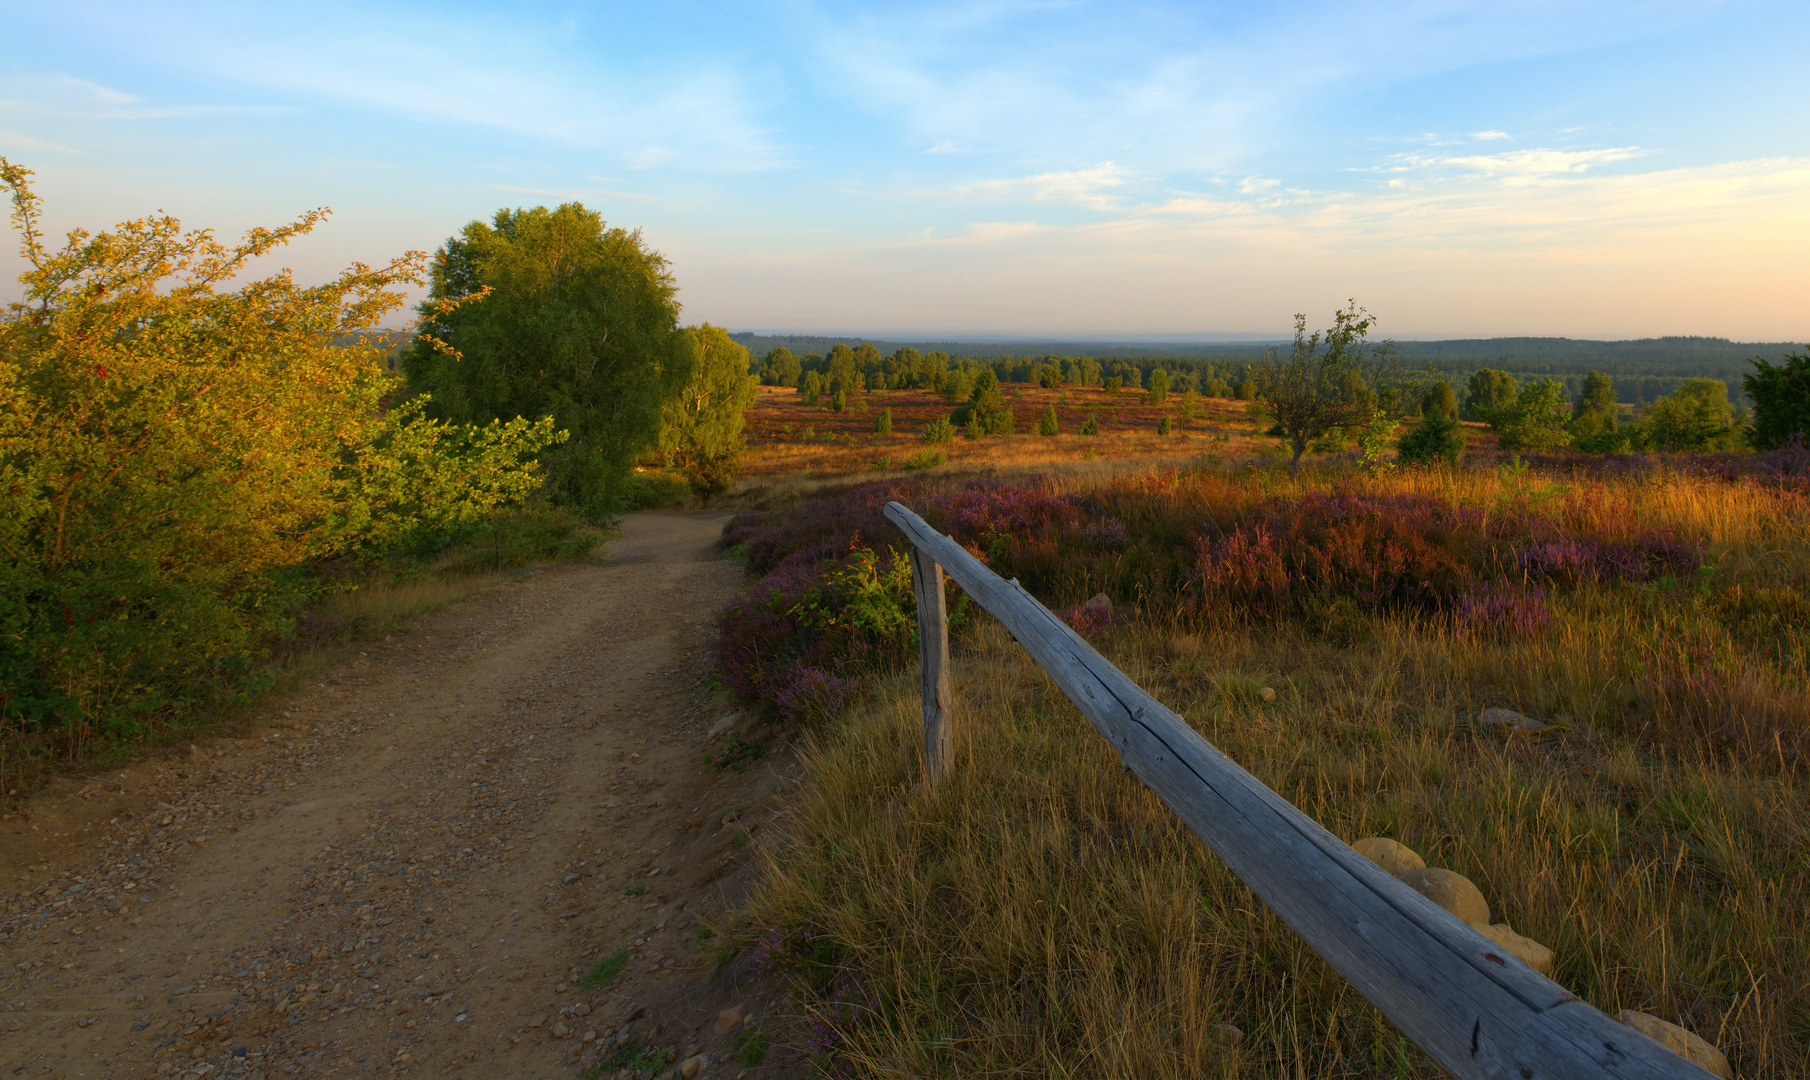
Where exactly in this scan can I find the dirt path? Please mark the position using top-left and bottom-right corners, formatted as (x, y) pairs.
(0, 512), (800, 1080)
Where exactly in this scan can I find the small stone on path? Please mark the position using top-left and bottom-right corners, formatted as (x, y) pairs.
(713, 1004), (746, 1036)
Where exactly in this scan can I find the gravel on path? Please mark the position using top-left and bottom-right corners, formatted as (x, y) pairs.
(0, 512), (796, 1080)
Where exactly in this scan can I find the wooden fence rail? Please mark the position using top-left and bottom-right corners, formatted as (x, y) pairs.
(882, 500), (1712, 1080)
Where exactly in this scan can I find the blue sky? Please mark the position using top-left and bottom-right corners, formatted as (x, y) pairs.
(2, 0), (1807, 339)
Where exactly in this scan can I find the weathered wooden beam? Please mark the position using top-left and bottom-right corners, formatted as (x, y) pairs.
(908, 545), (955, 783)
(882, 500), (1712, 1080)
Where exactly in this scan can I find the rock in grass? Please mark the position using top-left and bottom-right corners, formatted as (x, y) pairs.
(1397, 868), (1490, 924)
(1617, 1011), (1732, 1078)
(1209, 1023), (1243, 1048)
(1351, 838), (1426, 877)
(1082, 592), (1113, 614)
(1479, 707), (1544, 732)
(1467, 921), (1554, 976)
(1258, 686), (1277, 702)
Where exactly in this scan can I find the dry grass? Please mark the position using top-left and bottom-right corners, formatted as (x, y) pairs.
(736, 466), (1809, 1078)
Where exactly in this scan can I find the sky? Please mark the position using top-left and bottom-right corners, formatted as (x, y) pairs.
(2, 0), (1807, 341)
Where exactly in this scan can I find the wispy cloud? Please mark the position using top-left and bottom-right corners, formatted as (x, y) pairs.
(950, 163), (1128, 209)
(0, 129), (90, 155)
(493, 185), (651, 201)
(1471, 129), (1510, 140)
(1436, 146), (1646, 180)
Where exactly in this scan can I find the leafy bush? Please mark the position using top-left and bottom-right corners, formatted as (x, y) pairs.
(1396, 413), (1465, 467)
(1079, 412), (1099, 435)
(901, 450), (945, 471)
(921, 417), (955, 445)
(1743, 348), (1810, 449)
(1157, 416), (1172, 435)
(0, 160), (560, 760)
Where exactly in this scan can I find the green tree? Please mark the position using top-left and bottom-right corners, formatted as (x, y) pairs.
(1156, 416), (1172, 435)
(1420, 381), (1458, 421)
(852, 342), (882, 388)
(1641, 378), (1737, 451)
(1235, 378), (1257, 401)
(922, 417), (955, 444)
(1146, 367), (1170, 406)
(661, 324), (755, 498)
(1479, 379), (1571, 452)
(831, 388), (846, 413)
(876, 408), (892, 435)
(1079, 412), (1099, 435)
(1463, 369), (1517, 421)
(402, 201), (690, 516)
(801, 370), (823, 406)
(1039, 404), (1059, 436)
(1104, 376), (1123, 395)
(1396, 413), (1465, 467)
(826, 344), (858, 394)
(1742, 348), (1810, 449)
(1570, 371), (1617, 444)
(1257, 303), (1402, 479)
(763, 346), (801, 388)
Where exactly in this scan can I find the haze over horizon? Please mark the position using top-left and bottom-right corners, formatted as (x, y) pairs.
(3, 1), (1806, 342)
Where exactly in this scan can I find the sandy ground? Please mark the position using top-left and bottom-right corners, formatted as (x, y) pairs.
(0, 512), (804, 1080)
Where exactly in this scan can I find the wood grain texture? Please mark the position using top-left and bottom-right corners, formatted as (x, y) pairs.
(883, 500), (1713, 1080)
(909, 545), (955, 783)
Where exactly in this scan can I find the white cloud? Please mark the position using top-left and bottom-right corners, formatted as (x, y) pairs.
(1238, 176), (1281, 194)
(493, 185), (651, 201)
(1437, 146), (1646, 180)
(946, 163), (1128, 210)
(1471, 129), (1511, 140)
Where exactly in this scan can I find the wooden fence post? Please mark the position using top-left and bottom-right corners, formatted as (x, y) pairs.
(909, 546), (954, 783)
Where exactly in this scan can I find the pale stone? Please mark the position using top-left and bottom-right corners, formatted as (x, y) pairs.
(1617, 1010), (1732, 1078)
(1259, 687), (1277, 702)
(1479, 707), (1543, 732)
(713, 1003), (746, 1037)
(680, 1054), (706, 1077)
(1351, 838), (1426, 878)
(1397, 867), (1490, 924)
(551, 1021), (570, 1039)
(1466, 921), (1555, 976)
(1082, 592), (1113, 614)
(1209, 1023), (1243, 1048)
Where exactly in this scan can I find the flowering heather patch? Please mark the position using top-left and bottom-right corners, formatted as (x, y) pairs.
(1450, 581), (1556, 640)
(715, 472), (1708, 721)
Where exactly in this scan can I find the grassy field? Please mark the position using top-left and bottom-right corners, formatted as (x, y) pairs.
(709, 450), (1808, 1077)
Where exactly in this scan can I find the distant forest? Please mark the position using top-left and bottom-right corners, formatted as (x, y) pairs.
(731, 333), (1804, 405)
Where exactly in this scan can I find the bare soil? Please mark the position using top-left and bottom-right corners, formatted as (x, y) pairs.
(0, 512), (802, 1080)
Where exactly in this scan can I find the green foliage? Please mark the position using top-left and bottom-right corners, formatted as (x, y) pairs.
(1396, 412), (1465, 467)
(801, 370), (823, 406)
(921, 417), (955, 445)
(1463, 369), (1518, 420)
(1156, 416), (1172, 435)
(734, 1028), (771, 1066)
(1258, 302), (1402, 478)
(1641, 378), (1739, 451)
(901, 449), (945, 471)
(1039, 404), (1059, 436)
(709, 732), (771, 773)
(761, 345), (801, 387)
(958, 368), (1015, 436)
(662, 324), (755, 503)
(1146, 367), (1170, 406)
(401, 201), (689, 517)
(582, 950), (630, 986)
(623, 884), (647, 898)
(1235, 377), (1257, 401)
(1742, 349), (1810, 449)
(825, 343), (858, 395)
(1570, 371), (1617, 440)
(1420, 381), (1458, 421)
(0, 159), (559, 760)
(1477, 378), (1572, 452)
(875, 408), (892, 435)
(830, 388), (846, 413)
(1104, 376), (1122, 395)
(1079, 412), (1099, 435)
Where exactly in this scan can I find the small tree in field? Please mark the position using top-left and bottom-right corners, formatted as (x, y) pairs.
(1258, 303), (1401, 479)
(1079, 413), (1099, 435)
(1146, 368), (1170, 406)
(875, 408), (892, 435)
(1039, 404), (1059, 436)
(1157, 416), (1172, 435)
